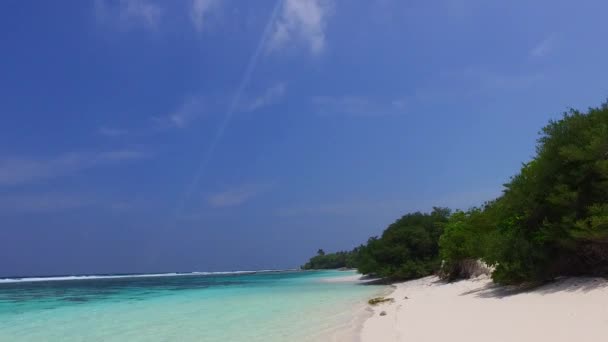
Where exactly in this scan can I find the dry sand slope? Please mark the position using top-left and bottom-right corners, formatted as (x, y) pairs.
(361, 275), (608, 342)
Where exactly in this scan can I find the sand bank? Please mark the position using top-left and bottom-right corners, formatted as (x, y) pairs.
(361, 275), (608, 342)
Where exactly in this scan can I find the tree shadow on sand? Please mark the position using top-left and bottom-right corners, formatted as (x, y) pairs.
(357, 275), (393, 286)
(459, 277), (608, 299)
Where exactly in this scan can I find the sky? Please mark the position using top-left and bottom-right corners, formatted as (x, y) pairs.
(2, 0), (608, 276)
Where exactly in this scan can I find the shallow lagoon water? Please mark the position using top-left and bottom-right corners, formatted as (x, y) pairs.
(0, 270), (386, 341)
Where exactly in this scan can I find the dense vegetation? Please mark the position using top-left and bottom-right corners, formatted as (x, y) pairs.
(356, 208), (450, 279)
(303, 102), (608, 284)
(439, 104), (608, 284)
(301, 249), (357, 270)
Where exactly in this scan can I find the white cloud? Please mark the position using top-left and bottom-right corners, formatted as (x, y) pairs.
(0, 149), (149, 186)
(268, 0), (333, 56)
(242, 83), (287, 112)
(95, 0), (163, 30)
(154, 95), (206, 129)
(102, 95), (211, 135)
(312, 95), (407, 116)
(206, 184), (270, 208)
(154, 85), (285, 130)
(190, 0), (221, 32)
(530, 36), (556, 58)
(98, 126), (128, 137)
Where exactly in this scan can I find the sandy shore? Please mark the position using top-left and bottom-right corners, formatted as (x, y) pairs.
(360, 275), (608, 342)
(311, 273), (390, 342)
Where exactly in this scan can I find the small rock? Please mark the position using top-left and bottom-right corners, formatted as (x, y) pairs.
(380, 311), (387, 316)
(404, 296), (409, 299)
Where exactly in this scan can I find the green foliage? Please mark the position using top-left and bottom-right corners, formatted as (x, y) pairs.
(438, 102), (608, 284)
(440, 209), (484, 261)
(301, 249), (358, 270)
(489, 104), (608, 283)
(438, 207), (493, 280)
(356, 208), (450, 280)
(302, 100), (608, 284)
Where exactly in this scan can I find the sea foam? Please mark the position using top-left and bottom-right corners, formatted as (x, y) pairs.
(0, 269), (292, 283)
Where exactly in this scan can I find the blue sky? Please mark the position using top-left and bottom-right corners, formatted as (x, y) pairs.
(2, 0), (608, 276)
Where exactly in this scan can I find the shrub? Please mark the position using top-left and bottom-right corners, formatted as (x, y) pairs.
(488, 104), (608, 283)
(356, 207), (450, 280)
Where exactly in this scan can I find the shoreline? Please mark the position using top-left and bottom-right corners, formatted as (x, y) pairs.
(359, 275), (608, 342)
(313, 273), (391, 342)
(0, 270), (384, 342)
(329, 283), (395, 342)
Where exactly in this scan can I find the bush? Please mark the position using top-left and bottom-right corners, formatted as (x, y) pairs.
(438, 259), (491, 281)
(304, 100), (608, 285)
(301, 249), (358, 269)
(437, 102), (608, 284)
(356, 207), (450, 280)
(438, 208), (494, 281)
(491, 105), (608, 283)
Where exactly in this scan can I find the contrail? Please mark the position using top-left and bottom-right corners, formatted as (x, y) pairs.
(174, 0), (283, 218)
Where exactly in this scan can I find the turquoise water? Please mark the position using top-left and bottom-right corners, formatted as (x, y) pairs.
(0, 270), (386, 341)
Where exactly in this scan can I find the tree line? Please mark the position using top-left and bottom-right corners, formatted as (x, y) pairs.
(303, 101), (608, 284)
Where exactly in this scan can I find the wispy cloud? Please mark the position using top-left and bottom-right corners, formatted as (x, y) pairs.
(100, 96), (210, 136)
(95, 0), (163, 30)
(190, 0), (221, 32)
(268, 0), (333, 56)
(206, 183), (271, 208)
(464, 67), (543, 91)
(0, 149), (149, 187)
(276, 199), (410, 217)
(0, 193), (95, 214)
(153, 85), (285, 130)
(530, 35), (556, 58)
(98, 126), (128, 137)
(241, 83), (287, 112)
(312, 95), (408, 116)
(413, 67), (543, 103)
(96, 149), (149, 162)
(154, 95), (206, 129)
(0, 192), (159, 215)
(276, 187), (503, 218)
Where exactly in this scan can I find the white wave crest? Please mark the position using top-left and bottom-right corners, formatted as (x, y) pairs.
(0, 269), (295, 284)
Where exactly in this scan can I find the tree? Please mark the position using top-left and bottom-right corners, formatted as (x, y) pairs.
(356, 207), (450, 280)
(489, 104), (608, 283)
(301, 249), (357, 270)
(303, 99), (608, 284)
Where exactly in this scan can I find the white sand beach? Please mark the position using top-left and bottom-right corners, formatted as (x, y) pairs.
(360, 275), (608, 342)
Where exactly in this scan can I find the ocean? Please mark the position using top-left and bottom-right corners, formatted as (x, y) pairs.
(0, 270), (386, 341)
